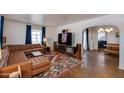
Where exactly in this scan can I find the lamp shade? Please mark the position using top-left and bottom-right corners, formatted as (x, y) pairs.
(43, 38), (47, 42)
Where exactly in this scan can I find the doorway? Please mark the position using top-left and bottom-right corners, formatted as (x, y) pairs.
(83, 27), (98, 51)
(83, 25), (119, 52)
(98, 31), (107, 50)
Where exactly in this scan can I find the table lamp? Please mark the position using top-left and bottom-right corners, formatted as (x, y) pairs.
(43, 38), (47, 46)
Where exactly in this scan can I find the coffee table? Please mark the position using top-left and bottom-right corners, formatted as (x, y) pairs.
(24, 51), (43, 59)
(32, 51), (42, 56)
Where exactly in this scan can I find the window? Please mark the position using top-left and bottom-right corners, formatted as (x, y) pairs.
(32, 29), (42, 44)
(98, 31), (107, 41)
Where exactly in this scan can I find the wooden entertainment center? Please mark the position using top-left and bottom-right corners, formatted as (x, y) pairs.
(53, 42), (82, 60)
(54, 29), (82, 60)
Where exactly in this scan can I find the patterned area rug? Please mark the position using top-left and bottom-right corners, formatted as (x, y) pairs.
(34, 53), (83, 78)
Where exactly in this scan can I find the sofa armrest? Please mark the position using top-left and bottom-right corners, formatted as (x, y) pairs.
(0, 61), (32, 78)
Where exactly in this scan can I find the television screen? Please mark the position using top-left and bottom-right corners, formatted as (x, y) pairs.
(58, 32), (72, 45)
(62, 33), (67, 43)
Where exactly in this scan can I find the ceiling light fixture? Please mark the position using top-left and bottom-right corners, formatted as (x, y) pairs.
(98, 28), (104, 32)
(110, 27), (113, 31)
(98, 27), (113, 33)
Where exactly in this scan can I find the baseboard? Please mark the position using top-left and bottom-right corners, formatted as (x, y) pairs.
(119, 66), (124, 70)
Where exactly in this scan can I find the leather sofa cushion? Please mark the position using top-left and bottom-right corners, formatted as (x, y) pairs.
(29, 56), (51, 70)
(32, 65), (51, 76)
(8, 51), (27, 65)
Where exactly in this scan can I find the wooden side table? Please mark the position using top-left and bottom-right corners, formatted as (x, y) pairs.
(44, 46), (50, 53)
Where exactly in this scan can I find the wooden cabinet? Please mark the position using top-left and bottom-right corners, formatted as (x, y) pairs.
(53, 42), (82, 60)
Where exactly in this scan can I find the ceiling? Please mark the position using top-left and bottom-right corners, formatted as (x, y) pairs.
(2, 14), (108, 26)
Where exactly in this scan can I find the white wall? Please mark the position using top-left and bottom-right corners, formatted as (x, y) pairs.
(4, 20), (26, 45)
(3, 20), (57, 48)
(56, 14), (124, 70)
(88, 27), (98, 50)
(46, 27), (57, 50)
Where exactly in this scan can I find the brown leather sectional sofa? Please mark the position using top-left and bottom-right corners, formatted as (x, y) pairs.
(0, 44), (51, 78)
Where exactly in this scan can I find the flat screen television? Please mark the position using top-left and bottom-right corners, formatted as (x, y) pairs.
(58, 32), (72, 45)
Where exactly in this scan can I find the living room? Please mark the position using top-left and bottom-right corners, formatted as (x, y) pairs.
(0, 14), (124, 78)
(1, 0), (124, 93)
